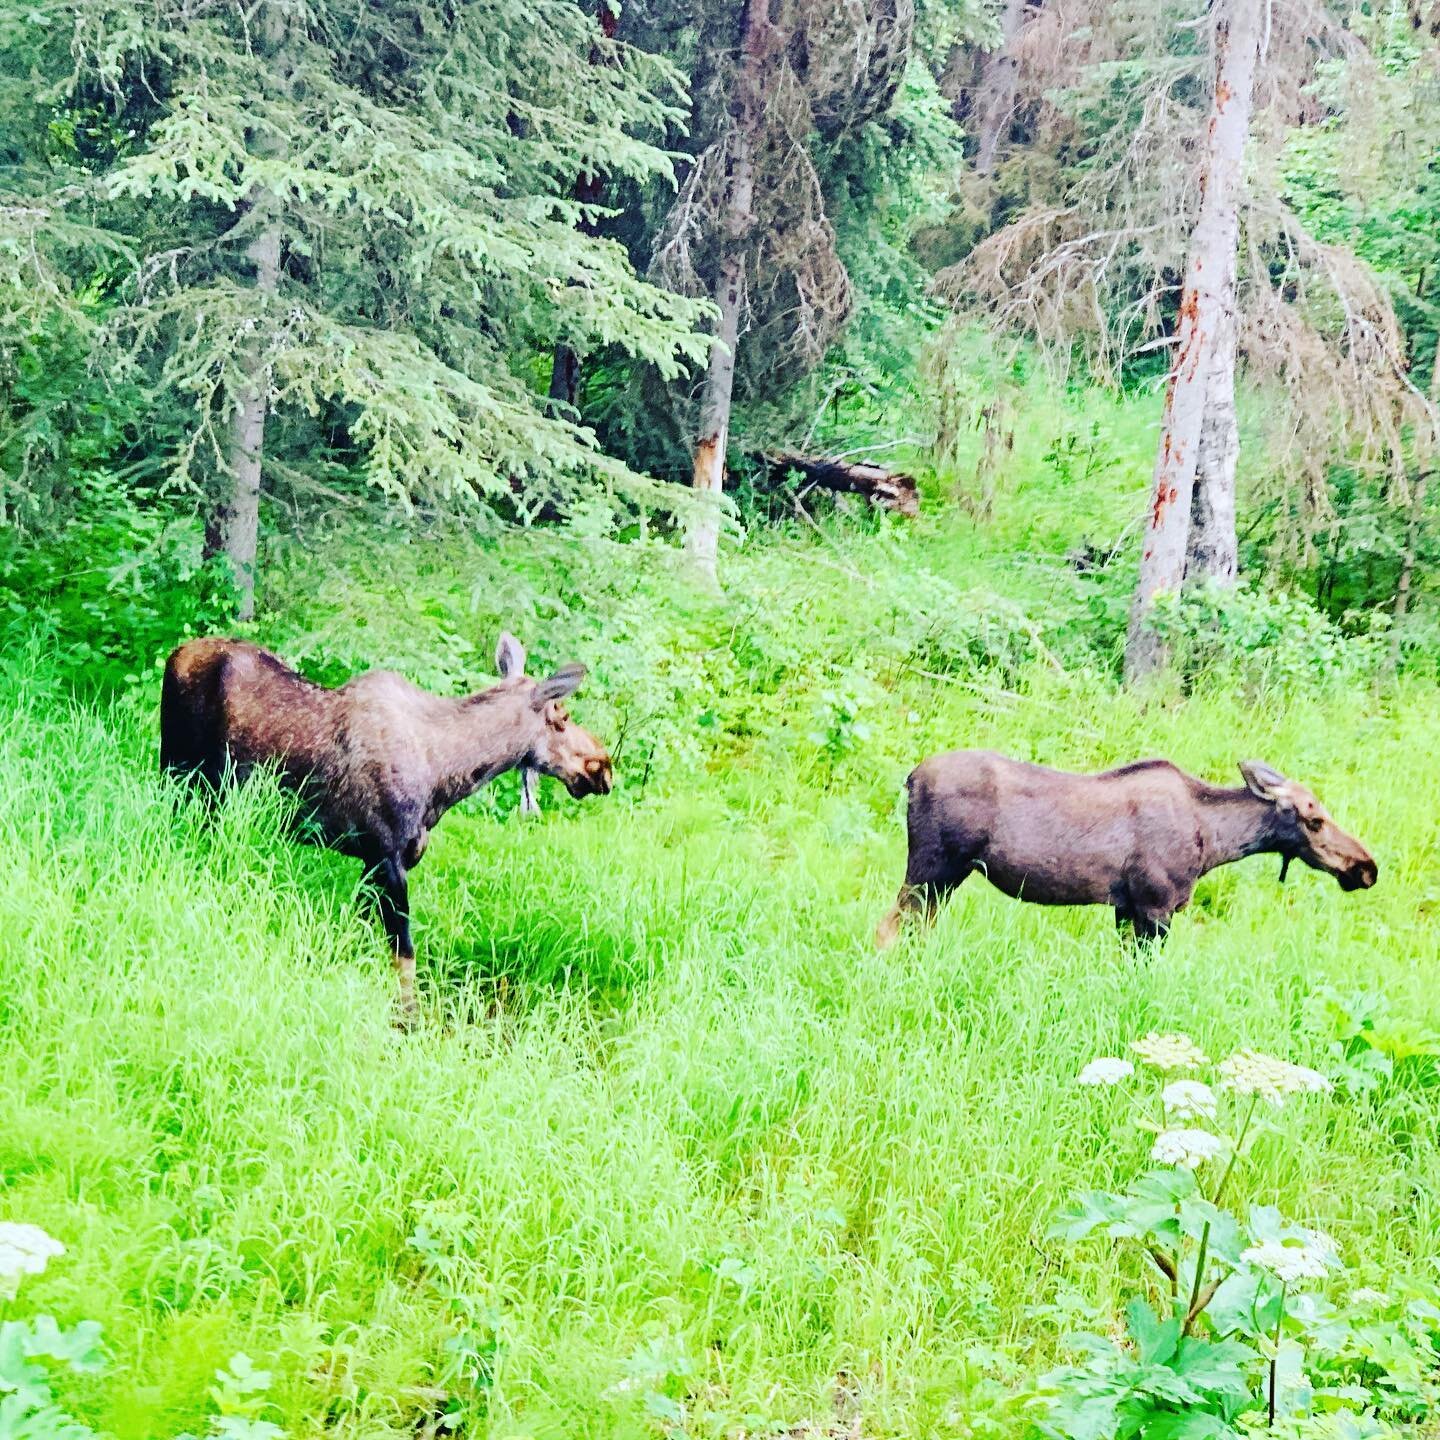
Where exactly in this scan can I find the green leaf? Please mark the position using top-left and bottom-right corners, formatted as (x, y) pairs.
(1050, 1191), (1126, 1243)
(1126, 1299), (1180, 1366)
(1170, 1336), (1256, 1394)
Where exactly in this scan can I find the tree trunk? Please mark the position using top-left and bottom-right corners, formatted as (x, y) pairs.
(974, 0), (1027, 177)
(685, 0), (769, 583)
(1185, 240), (1240, 585)
(545, 2), (618, 414)
(548, 342), (582, 413)
(211, 210), (281, 622)
(1389, 339), (1440, 671)
(207, 2), (289, 622)
(1125, 0), (1261, 683)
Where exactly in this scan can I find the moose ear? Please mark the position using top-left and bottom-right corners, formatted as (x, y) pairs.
(1240, 760), (1288, 802)
(496, 632), (527, 679)
(531, 663), (586, 710)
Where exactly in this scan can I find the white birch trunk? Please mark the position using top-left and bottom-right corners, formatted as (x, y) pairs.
(685, 0), (767, 584)
(1125, 0), (1261, 682)
(1185, 238), (1240, 585)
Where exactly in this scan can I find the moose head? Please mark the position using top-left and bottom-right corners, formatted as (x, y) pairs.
(1240, 760), (1378, 891)
(496, 633), (613, 802)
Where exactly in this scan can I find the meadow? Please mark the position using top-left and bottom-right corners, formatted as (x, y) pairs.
(4, 391), (1439, 1437)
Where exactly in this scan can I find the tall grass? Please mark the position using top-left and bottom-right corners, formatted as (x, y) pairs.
(3, 592), (1437, 1434)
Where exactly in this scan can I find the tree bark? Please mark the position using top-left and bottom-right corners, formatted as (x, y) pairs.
(757, 452), (920, 515)
(1185, 240), (1240, 585)
(211, 208), (281, 622)
(207, 2), (289, 621)
(974, 0), (1027, 178)
(1389, 338), (1440, 671)
(685, 0), (770, 583)
(1125, 0), (1261, 683)
(545, 2), (619, 414)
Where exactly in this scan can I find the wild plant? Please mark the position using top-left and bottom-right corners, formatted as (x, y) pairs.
(1035, 1034), (1440, 1440)
(0, 1221), (288, 1439)
(0, 1223), (105, 1439)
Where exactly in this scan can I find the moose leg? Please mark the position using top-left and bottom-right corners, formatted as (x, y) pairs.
(875, 878), (961, 949)
(1131, 910), (1173, 947)
(366, 854), (418, 1025)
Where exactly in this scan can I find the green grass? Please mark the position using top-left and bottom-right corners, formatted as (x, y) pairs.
(4, 392), (1439, 1436)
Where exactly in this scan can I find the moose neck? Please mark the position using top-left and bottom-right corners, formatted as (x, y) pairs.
(431, 687), (536, 812)
(1197, 787), (1284, 874)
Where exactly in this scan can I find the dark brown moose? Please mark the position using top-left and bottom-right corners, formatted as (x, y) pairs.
(160, 632), (613, 1019)
(876, 752), (1377, 948)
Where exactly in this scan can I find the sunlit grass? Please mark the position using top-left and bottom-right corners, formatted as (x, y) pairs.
(3, 612), (1437, 1435)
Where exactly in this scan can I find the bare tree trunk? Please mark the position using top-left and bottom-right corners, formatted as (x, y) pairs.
(206, 2), (289, 622)
(1390, 468), (1430, 666)
(210, 210), (281, 622)
(974, 0), (1027, 177)
(1125, 0), (1261, 683)
(685, 0), (769, 583)
(1389, 339), (1440, 671)
(547, 341), (582, 413)
(546, 2), (618, 414)
(1185, 241), (1240, 584)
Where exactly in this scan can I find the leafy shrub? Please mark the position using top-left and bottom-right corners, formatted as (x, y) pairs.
(1146, 584), (1387, 693)
(0, 1220), (288, 1439)
(0, 474), (234, 694)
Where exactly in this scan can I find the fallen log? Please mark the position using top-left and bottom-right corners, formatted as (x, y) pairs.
(758, 451), (921, 517)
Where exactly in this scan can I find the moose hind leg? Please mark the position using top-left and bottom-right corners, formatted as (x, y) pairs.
(875, 875), (964, 949)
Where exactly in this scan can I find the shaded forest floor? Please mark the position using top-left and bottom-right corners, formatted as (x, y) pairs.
(4, 391), (1439, 1436)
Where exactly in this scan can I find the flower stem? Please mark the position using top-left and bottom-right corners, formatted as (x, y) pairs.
(1182, 1220), (1211, 1334)
(1267, 1281), (1287, 1426)
(1213, 1093), (1259, 1208)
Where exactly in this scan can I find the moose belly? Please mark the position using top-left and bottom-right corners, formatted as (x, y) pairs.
(973, 815), (1129, 906)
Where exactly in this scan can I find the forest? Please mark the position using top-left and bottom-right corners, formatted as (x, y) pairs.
(2, 0), (1440, 1435)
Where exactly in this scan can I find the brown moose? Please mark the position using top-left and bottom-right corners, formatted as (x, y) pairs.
(160, 632), (613, 1020)
(876, 752), (1377, 947)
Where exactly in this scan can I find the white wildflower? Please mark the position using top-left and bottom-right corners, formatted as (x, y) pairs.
(1241, 1229), (1340, 1284)
(1131, 1032), (1209, 1072)
(1349, 1287), (1388, 1307)
(1078, 1057), (1134, 1086)
(0, 1222), (65, 1296)
(1217, 1050), (1333, 1106)
(1151, 1128), (1226, 1169)
(1161, 1080), (1218, 1120)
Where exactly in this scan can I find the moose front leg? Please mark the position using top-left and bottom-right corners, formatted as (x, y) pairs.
(366, 854), (418, 1025)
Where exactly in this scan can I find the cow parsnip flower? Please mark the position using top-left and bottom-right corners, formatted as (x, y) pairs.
(1241, 1229), (1340, 1284)
(1151, 1128), (1226, 1169)
(1131, 1032), (1209, 1072)
(1161, 1080), (1218, 1120)
(1217, 1050), (1333, 1106)
(1077, 1057), (1134, 1086)
(0, 1222), (64, 1296)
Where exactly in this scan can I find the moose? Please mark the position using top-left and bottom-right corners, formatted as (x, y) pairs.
(875, 751), (1377, 948)
(160, 632), (613, 1020)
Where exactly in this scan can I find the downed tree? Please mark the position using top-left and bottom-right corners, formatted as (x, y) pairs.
(757, 451), (921, 516)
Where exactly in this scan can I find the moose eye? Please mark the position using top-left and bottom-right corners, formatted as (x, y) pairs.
(1305, 815), (1323, 833)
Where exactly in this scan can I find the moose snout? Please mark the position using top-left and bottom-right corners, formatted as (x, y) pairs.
(1339, 856), (1379, 892)
(568, 756), (612, 798)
